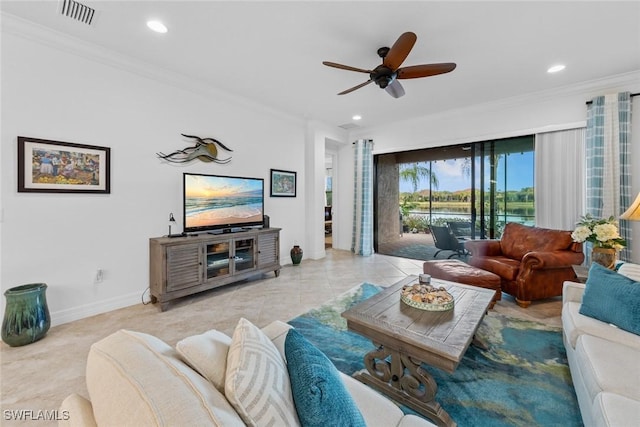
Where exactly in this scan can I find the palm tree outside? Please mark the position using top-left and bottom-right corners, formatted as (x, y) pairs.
(399, 162), (438, 193)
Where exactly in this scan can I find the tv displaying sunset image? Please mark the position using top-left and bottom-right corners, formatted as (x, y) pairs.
(184, 174), (264, 232)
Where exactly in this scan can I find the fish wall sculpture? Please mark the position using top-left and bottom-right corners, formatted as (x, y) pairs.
(156, 133), (233, 164)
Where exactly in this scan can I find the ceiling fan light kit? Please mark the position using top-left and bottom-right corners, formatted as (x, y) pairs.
(323, 31), (456, 98)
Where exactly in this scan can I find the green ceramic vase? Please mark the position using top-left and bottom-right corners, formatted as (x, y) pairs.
(2, 283), (50, 347)
(290, 245), (303, 265)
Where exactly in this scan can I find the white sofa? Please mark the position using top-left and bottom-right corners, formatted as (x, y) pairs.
(59, 319), (434, 427)
(561, 263), (640, 427)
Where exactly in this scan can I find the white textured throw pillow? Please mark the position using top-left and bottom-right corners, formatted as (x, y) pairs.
(176, 329), (232, 393)
(225, 318), (300, 427)
(617, 262), (640, 282)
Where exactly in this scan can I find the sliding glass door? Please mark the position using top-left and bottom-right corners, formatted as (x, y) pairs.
(472, 136), (534, 239)
(374, 135), (534, 254)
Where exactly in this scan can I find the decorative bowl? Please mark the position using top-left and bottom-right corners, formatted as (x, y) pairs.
(400, 283), (455, 311)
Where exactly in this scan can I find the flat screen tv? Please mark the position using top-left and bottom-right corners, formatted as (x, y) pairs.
(183, 173), (264, 233)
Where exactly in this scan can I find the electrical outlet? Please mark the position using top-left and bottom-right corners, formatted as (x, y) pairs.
(95, 269), (104, 284)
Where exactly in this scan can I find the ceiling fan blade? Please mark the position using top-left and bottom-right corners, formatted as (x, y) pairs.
(383, 32), (417, 70)
(338, 79), (373, 95)
(385, 79), (405, 98)
(396, 63), (457, 79)
(322, 61), (372, 74)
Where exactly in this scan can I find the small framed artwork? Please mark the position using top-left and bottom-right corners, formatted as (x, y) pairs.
(18, 136), (111, 193)
(270, 169), (296, 197)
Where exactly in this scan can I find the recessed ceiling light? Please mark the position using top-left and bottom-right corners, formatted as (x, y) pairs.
(352, 115), (362, 121)
(147, 20), (168, 34)
(547, 64), (566, 73)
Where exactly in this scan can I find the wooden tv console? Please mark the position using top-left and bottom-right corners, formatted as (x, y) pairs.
(149, 228), (281, 311)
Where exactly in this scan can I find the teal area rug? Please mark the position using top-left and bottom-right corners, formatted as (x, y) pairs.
(288, 283), (582, 427)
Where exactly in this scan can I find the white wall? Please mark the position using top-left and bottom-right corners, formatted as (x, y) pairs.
(1, 23), (308, 325)
(334, 141), (355, 251)
(303, 123), (328, 260)
(303, 122), (349, 259)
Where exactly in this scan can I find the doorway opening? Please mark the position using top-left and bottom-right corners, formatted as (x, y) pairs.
(324, 154), (334, 249)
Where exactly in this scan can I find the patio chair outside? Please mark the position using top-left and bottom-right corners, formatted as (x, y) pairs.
(447, 221), (472, 239)
(430, 225), (467, 258)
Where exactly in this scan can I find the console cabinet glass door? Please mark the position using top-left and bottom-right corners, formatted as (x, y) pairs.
(233, 238), (256, 273)
(206, 242), (231, 279)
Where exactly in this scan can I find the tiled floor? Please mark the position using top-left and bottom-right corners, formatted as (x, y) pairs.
(0, 249), (562, 425)
(378, 231), (435, 253)
(377, 232), (470, 261)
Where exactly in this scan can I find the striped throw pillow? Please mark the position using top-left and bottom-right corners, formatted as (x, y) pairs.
(225, 318), (300, 426)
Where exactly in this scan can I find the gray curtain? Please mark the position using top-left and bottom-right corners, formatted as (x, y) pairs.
(586, 92), (632, 261)
(351, 139), (374, 256)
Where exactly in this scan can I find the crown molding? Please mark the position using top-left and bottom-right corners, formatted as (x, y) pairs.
(1, 12), (306, 126)
(354, 69), (640, 137)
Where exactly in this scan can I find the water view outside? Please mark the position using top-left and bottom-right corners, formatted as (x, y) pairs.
(406, 209), (534, 225)
(400, 150), (535, 238)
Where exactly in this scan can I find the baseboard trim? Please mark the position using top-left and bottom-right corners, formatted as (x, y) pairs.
(50, 291), (142, 327)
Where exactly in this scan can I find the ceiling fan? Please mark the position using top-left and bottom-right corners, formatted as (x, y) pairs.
(322, 31), (456, 98)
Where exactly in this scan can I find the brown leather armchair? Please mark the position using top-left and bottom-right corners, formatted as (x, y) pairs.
(464, 223), (584, 308)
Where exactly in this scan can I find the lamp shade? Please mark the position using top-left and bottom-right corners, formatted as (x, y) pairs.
(620, 192), (640, 221)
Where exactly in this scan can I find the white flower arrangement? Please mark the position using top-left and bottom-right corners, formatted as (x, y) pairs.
(571, 214), (626, 250)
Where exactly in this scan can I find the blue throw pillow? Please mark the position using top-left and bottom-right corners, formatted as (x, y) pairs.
(284, 329), (366, 427)
(579, 263), (640, 335)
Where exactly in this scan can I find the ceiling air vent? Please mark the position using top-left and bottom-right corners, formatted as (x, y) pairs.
(58, 0), (97, 26)
(338, 123), (360, 130)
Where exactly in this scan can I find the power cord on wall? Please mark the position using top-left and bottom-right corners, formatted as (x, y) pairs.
(141, 287), (152, 305)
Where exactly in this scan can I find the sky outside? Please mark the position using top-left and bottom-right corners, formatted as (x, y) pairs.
(399, 152), (534, 193)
